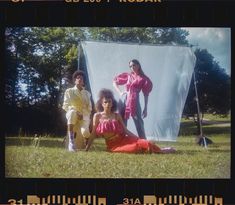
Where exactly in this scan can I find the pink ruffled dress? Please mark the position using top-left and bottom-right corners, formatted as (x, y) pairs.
(113, 72), (153, 119)
(96, 118), (161, 153)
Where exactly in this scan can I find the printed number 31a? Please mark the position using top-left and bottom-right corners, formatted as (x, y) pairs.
(8, 199), (23, 205)
(123, 198), (142, 204)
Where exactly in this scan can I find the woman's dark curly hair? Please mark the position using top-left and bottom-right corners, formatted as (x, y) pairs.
(95, 88), (117, 112)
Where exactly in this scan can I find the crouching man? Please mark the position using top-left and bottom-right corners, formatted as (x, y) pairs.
(62, 70), (92, 151)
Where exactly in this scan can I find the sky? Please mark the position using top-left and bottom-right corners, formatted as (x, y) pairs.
(182, 27), (231, 75)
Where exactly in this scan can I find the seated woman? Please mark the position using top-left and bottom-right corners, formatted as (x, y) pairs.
(86, 88), (175, 154)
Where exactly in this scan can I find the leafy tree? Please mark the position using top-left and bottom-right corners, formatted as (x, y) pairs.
(184, 48), (230, 118)
(5, 27), (86, 135)
(5, 27), (27, 107)
(86, 27), (189, 45)
(5, 27), (230, 136)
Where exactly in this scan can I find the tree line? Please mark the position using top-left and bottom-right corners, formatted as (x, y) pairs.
(4, 27), (230, 136)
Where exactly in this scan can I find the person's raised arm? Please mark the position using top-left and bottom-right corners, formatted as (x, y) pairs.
(113, 73), (129, 97)
(85, 113), (100, 151)
(113, 81), (125, 97)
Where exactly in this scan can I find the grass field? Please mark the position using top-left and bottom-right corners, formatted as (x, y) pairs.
(5, 115), (230, 178)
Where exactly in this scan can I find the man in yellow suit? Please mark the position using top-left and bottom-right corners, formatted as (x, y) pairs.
(62, 70), (92, 151)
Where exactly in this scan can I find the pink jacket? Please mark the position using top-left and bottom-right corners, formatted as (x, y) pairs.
(114, 72), (153, 119)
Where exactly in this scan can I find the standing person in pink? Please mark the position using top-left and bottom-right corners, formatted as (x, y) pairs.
(113, 59), (153, 139)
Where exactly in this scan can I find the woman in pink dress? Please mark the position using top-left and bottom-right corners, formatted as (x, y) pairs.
(85, 89), (175, 154)
(113, 59), (152, 139)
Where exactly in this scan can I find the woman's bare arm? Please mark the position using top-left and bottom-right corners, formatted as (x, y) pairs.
(113, 81), (126, 97)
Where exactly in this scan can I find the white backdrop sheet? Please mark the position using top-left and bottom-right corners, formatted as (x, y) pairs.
(81, 41), (196, 141)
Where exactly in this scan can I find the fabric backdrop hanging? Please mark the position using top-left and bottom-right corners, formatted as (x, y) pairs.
(81, 41), (196, 141)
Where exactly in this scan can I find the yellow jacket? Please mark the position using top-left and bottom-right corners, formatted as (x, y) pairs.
(62, 86), (92, 118)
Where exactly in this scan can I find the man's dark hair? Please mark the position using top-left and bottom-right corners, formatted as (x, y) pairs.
(72, 70), (86, 83)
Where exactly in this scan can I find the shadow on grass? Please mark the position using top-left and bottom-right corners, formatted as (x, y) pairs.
(5, 137), (108, 151)
(175, 148), (230, 155)
(5, 137), (65, 148)
(202, 126), (231, 135)
(179, 121), (231, 136)
(6, 137), (230, 159)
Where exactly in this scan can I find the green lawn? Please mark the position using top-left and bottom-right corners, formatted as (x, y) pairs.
(5, 115), (230, 178)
